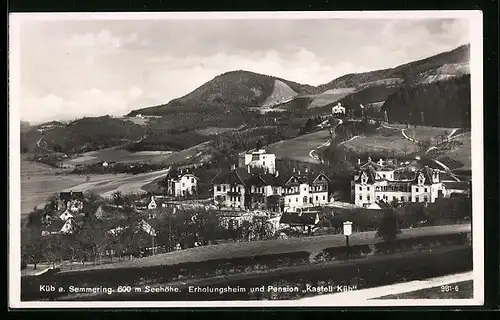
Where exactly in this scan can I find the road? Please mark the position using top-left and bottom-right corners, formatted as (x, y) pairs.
(309, 119), (343, 162)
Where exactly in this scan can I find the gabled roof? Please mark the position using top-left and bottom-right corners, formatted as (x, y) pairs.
(355, 167), (379, 184)
(413, 166), (435, 185)
(280, 212), (318, 225)
(211, 167), (251, 185)
(284, 172), (330, 186)
(261, 173), (287, 186)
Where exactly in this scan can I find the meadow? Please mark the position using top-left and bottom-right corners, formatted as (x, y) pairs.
(341, 129), (420, 157)
(20, 160), (172, 216)
(309, 88), (357, 108)
(20, 161), (114, 216)
(267, 129), (331, 163)
(63, 148), (174, 166)
(435, 132), (472, 171)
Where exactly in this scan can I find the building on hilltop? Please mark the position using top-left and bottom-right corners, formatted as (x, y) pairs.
(238, 149), (276, 174)
(331, 102), (346, 116)
(352, 157), (446, 207)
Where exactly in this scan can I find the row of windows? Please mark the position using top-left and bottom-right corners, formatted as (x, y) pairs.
(358, 195), (429, 202)
(358, 186), (429, 192)
(286, 185), (327, 194)
(216, 185), (241, 192)
(288, 195), (326, 203)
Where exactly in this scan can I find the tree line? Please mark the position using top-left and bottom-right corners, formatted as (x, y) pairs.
(381, 75), (471, 128)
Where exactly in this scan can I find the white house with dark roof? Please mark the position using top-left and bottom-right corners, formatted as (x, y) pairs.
(166, 172), (199, 197)
(283, 168), (330, 213)
(238, 149), (276, 174)
(352, 158), (445, 207)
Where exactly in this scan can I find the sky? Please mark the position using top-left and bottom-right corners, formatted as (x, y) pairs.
(12, 15), (470, 123)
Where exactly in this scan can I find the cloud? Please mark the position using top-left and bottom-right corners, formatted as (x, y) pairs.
(22, 87), (146, 122)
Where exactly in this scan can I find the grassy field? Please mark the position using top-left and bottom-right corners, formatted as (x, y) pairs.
(194, 127), (241, 136)
(61, 168), (172, 198)
(342, 128), (420, 156)
(376, 280), (473, 299)
(63, 148), (174, 166)
(20, 160), (172, 216)
(436, 132), (472, 171)
(309, 88), (357, 108)
(20, 161), (115, 216)
(267, 129), (331, 163)
(382, 124), (454, 142)
(59, 224), (470, 273)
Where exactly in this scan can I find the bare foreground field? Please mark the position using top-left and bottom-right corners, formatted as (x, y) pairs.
(267, 129), (331, 163)
(20, 160), (171, 216)
(59, 224), (470, 273)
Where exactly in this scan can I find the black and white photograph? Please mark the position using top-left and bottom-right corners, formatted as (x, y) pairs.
(9, 11), (483, 307)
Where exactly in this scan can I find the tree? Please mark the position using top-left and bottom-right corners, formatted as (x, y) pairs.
(376, 209), (401, 252)
(21, 229), (45, 270)
(112, 191), (125, 206)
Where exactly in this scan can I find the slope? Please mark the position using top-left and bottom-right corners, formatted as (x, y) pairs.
(127, 70), (320, 116)
(317, 44), (470, 91)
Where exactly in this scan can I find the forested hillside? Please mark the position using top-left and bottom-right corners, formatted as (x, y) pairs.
(381, 74), (471, 128)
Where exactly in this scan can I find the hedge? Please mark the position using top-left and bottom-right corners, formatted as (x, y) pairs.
(21, 233), (471, 301)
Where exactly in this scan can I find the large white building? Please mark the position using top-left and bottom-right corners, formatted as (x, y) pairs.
(332, 102), (346, 115)
(283, 169), (331, 212)
(166, 172), (199, 197)
(238, 149), (276, 174)
(352, 158), (446, 207)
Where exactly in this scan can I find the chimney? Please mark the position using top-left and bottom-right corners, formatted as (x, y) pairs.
(247, 165), (251, 174)
(231, 164), (236, 170)
(305, 167), (309, 173)
(275, 170), (279, 177)
(293, 168), (296, 173)
(357, 159), (361, 165)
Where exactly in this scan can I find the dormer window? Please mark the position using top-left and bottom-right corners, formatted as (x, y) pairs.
(418, 173), (425, 186)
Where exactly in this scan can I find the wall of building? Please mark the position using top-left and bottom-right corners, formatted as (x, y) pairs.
(214, 183), (246, 209)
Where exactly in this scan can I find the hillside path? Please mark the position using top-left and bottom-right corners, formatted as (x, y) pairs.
(309, 119), (343, 162)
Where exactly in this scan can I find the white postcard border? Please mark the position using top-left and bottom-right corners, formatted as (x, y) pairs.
(8, 10), (484, 308)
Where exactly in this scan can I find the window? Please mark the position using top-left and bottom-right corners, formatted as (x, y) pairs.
(424, 196), (428, 203)
(315, 196), (318, 201)
(191, 178), (194, 183)
(359, 195), (362, 200)
(367, 186), (370, 191)
(323, 196), (325, 200)
(376, 196), (380, 200)
(393, 196), (396, 201)
(182, 183), (185, 187)
(424, 188), (428, 192)
(401, 196), (404, 202)
(296, 198), (298, 202)
(289, 199), (291, 203)
(367, 195), (371, 201)
(382, 174), (386, 178)
(217, 185), (221, 192)
(416, 187), (419, 192)
(359, 186), (362, 191)
(415, 196), (419, 202)
(223, 186), (226, 192)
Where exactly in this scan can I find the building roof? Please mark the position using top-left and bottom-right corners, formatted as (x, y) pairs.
(280, 212), (318, 225)
(211, 167), (251, 185)
(413, 166), (436, 185)
(59, 191), (84, 201)
(285, 172), (331, 185)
